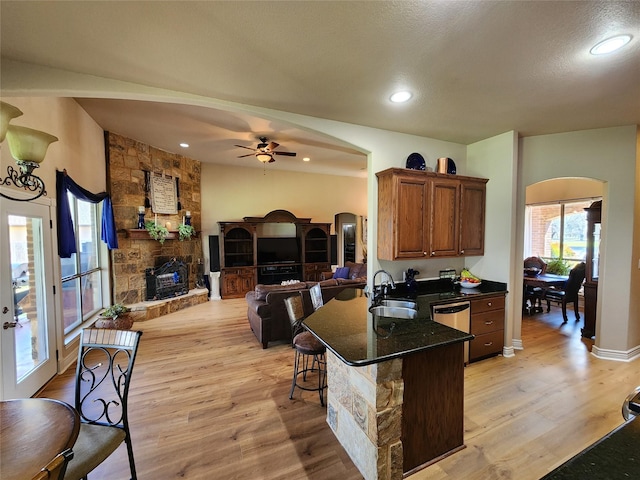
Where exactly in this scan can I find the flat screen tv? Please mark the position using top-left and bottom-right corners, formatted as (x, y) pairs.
(257, 237), (300, 264)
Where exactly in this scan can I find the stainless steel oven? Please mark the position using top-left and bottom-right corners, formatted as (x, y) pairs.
(432, 301), (471, 364)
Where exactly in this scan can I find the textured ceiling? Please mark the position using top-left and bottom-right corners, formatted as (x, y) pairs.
(1, 1), (639, 176)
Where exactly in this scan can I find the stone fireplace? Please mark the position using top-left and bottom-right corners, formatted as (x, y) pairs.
(106, 132), (205, 308)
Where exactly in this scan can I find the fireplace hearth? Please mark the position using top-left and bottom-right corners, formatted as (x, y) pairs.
(145, 258), (189, 301)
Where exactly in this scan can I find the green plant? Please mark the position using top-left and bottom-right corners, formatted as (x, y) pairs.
(546, 258), (570, 275)
(177, 223), (196, 241)
(145, 221), (169, 243)
(100, 303), (130, 319)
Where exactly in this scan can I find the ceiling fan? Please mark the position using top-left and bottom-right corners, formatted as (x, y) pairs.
(235, 137), (297, 163)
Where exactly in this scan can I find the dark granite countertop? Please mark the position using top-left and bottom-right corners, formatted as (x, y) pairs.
(303, 288), (474, 366)
(541, 417), (640, 479)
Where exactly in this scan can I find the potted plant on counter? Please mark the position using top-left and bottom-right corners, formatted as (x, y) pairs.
(95, 303), (133, 330)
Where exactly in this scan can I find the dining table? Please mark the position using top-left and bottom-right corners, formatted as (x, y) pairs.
(523, 272), (568, 289)
(523, 273), (569, 314)
(0, 398), (80, 480)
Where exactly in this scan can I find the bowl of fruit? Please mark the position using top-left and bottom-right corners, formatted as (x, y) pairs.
(459, 269), (482, 288)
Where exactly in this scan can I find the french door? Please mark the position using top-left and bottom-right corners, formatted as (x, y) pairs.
(0, 196), (57, 399)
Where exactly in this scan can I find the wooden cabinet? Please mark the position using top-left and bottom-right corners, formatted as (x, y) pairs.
(218, 211), (333, 297)
(221, 266), (256, 298)
(377, 170), (430, 260)
(299, 224), (331, 282)
(219, 223), (257, 298)
(469, 294), (505, 362)
(429, 176), (460, 257)
(459, 179), (487, 256)
(582, 200), (601, 338)
(376, 168), (488, 260)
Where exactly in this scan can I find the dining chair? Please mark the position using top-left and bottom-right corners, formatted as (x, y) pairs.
(284, 295), (326, 406)
(523, 256), (547, 314)
(544, 262), (586, 323)
(64, 328), (143, 480)
(32, 449), (74, 480)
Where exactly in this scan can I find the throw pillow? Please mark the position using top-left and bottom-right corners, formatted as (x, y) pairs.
(334, 267), (350, 279)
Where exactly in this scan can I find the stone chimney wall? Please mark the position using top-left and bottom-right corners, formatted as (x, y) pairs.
(107, 132), (202, 304)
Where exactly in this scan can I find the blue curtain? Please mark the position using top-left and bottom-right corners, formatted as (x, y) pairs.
(56, 170), (118, 257)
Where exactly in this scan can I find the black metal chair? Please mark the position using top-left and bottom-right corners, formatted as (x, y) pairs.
(64, 329), (143, 480)
(544, 262), (586, 323)
(284, 295), (326, 406)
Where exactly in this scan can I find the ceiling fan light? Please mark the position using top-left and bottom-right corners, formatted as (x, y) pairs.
(256, 152), (272, 163)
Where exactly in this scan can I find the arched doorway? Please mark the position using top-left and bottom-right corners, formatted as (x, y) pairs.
(522, 177), (604, 343)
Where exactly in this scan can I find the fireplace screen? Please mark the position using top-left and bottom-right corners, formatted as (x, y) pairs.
(145, 258), (189, 300)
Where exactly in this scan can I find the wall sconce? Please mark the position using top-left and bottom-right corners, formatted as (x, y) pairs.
(0, 102), (58, 202)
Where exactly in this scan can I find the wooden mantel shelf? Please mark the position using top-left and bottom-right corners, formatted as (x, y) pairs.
(126, 229), (199, 240)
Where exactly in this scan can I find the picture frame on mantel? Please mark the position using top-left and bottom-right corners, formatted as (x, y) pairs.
(150, 174), (178, 214)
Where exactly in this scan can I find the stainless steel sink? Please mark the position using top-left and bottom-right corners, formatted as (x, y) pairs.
(378, 299), (417, 310)
(369, 305), (418, 319)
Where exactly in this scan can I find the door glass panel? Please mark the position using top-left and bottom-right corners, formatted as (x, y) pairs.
(8, 215), (48, 381)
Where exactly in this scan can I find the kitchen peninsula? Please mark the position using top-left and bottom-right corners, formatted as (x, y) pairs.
(303, 286), (486, 480)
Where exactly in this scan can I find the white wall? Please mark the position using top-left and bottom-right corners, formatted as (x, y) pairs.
(519, 126), (638, 356)
(467, 131), (518, 353)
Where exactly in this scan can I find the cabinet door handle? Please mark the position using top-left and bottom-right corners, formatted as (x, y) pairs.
(460, 249), (465, 254)
(487, 302), (492, 307)
(423, 252), (427, 256)
(431, 251), (435, 256)
(484, 341), (493, 346)
(484, 321), (494, 325)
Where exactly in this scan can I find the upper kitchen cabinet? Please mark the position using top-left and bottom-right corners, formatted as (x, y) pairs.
(377, 169), (430, 260)
(376, 168), (488, 261)
(458, 177), (487, 256)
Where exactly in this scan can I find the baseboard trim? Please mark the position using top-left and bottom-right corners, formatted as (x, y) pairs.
(591, 344), (640, 362)
(512, 338), (524, 350)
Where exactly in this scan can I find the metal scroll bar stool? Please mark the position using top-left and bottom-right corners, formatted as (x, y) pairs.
(284, 295), (326, 406)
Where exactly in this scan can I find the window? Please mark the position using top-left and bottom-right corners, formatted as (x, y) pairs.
(525, 198), (601, 266)
(60, 194), (105, 334)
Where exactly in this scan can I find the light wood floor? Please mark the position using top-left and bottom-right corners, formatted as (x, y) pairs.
(38, 299), (640, 479)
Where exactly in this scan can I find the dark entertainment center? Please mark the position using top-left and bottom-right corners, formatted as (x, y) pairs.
(215, 210), (331, 298)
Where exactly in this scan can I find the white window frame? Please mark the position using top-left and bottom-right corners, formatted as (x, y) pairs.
(60, 195), (110, 341)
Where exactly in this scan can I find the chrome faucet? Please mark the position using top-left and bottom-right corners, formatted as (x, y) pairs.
(372, 269), (396, 304)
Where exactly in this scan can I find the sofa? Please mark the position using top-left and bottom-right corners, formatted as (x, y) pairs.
(245, 262), (367, 348)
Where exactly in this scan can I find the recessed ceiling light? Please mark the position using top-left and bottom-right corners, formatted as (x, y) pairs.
(390, 91), (412, 103)
(179, 142), (189, 148)
(303, 157), (310, 162)
(590, 35), (632, 55)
